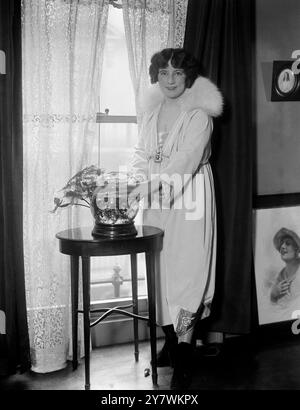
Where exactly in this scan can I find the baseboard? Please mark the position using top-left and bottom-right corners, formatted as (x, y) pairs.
(91, 316), (164, 347)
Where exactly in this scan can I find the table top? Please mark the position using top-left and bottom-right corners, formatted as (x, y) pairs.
(56, 225), (164, 256)
(56, 225), (163, 242)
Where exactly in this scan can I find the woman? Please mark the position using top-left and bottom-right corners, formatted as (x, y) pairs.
(270, 228), (300, 305)
(129, 48), (223, 388)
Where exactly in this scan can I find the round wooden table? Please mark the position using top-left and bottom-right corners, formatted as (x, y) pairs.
(56, 225), (164, 390)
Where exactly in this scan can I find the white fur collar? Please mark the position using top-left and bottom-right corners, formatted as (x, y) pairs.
(140, 76), (223, 117)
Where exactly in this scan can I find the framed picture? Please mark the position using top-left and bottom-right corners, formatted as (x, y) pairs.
(271, 60), (300, 101)
(253, 199), (300, 326)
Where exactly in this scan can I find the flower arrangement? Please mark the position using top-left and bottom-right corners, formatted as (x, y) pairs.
(51, 165), (143, 236)
(51, 165), (141, 221)
(51, 165), (105, 213)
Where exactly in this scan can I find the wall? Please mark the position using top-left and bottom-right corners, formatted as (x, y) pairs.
(256, 0), (300, 195)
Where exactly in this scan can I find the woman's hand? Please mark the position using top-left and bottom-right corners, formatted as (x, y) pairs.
(277, 279), (291, 296)
(128, 180), (150, 205)
(270, 279), (291, 302)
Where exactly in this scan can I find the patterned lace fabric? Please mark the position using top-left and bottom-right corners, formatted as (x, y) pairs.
(22, 0), (109, 373)
(175, 308), (196, 336)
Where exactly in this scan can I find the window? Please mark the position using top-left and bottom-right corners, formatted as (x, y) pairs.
(90, 4), (147, 305)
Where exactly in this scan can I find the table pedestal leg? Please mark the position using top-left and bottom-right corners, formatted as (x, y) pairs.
(82, 256), (91, 390)
(70, 255), (79, 370)
(145, 251), (157, 387)
(131, 254), (139, 362)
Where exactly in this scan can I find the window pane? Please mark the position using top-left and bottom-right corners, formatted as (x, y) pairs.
(99, 6), (136, 115)
(91, 254), (147, 302)
(90, 5), (146, 303)
(98, 122), (137, 171)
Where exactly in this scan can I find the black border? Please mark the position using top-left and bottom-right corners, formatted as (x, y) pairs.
(253, 192), (300, 209)
(271, 60), (300, 101)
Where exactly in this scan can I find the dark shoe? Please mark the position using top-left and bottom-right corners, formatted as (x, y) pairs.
(157, 341), (172, 367)
(170, 342), (193, 390)
(203, 343), (222, 357)
(197, 342), (223, 358)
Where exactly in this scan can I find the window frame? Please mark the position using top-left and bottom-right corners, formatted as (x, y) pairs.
(96, 112), (137, 124)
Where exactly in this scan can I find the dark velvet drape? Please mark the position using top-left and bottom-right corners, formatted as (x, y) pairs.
(184, 0), (257, 334)
(0, 0), (31, 375)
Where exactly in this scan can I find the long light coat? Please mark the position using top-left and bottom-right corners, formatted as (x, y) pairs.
(131, 77), (223, 334)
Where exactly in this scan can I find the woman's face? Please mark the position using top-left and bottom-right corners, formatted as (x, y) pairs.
(279, 237), (299, 262)
(157, 61), (186, 99)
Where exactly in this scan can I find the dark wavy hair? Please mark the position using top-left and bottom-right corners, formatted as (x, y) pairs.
(149, 48), (202, 88)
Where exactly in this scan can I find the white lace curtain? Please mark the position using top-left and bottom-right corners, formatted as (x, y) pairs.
(22, 0), (109, 373)
(22, 0), (187, 374)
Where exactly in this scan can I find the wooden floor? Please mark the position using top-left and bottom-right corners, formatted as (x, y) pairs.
(2, 334), (300, 390)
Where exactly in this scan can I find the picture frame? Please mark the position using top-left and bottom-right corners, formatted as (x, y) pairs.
(271, 60), (300, 101)
(253, 194), (300, 327)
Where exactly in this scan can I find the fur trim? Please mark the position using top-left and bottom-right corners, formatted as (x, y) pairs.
(140, 76), (223, 117)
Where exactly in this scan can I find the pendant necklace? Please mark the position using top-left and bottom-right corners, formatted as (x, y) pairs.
(154, 133), (163, 163)
(154, 131), (168, 163)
